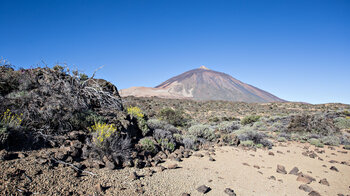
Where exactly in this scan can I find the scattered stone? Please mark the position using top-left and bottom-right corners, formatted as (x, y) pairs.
(243, 163), (250, 166)
(129, 172), (138, 180)
(95, 183), (104, 193)
(276, 164), (287, 174)
(268, 176), (276, 180)
(181, 193), (190, 196)
(194, 153), (204, 158)
(196, 185), (211, 194)
(319, 178), (329, 186)
(155, 166), (165, 173)
(224, 188), (236, 196)
(167, 163), (178, 169)
(289, 167), (299, 175)
(277, 151), (283, 154)
(253, 165), (260, 169)
(209, 157), (215, 161)
(208, 179), (213, 182)
(329, 160), (338, 163)
(268, 152), (274, 156)
(308, 191), (321, 196)
(330, 166), (339, 172)
(299, 184), (313, 192)
(105, 160), (116, 170)
(297, 173), (315, 184)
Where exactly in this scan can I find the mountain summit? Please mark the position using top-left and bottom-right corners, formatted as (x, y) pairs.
(120, 67), (285, 103)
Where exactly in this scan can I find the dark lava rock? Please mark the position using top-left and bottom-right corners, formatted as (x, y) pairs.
(308, 191), (321, 196)
(129, 172), (138, 180)
(289, 167), (299, 175)
(319, 178), (329, 186)
(297, 173), (315, 184)
(196, 185), (211, 194)
(299, 184), (313, 192)
(330, 166), (339, 172)
(276, 164), (287, 174)
(224, 188), (236, 196)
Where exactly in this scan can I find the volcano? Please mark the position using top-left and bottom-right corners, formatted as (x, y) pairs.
(119, 66), (285, 103)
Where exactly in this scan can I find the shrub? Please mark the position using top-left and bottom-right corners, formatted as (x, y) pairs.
(0, 109), (23, 129)
(308, 138), (324, 148)
(88, 122), (119, 149)
(287, 114), (338, 136)
(277, 137), (287, 142)
(158, 108), (188, 127)
(182, 135), (198, 150)
(70, 110), (105, 130)
(188, 124), (216, 141)
(147, 119), (178, 133)
(139, 137), (158, 154)
(241, 140), (254, 147)
(334, 117), (350, 129)
(241, 115), (260, 125)
(344, 145), (350, 150)
(221, 133), (239, 146)
(157, 138), (175, 152)
(270, 121), (284, 132)
(138, 118), (150, 136)
(127, 106), (144, 119)
(217, 121), (240, 133)
(256, 143), (263, 148)
(340, 134), (350, 145)
(79, 73), (88, 81)
(237, 129), (272, 148)
(173, 133), (182, 143)
(321, 136), (340, 146)
(252, 121), (267, 131)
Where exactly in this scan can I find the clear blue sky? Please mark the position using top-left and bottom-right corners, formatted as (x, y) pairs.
(1, 0), (349, 104)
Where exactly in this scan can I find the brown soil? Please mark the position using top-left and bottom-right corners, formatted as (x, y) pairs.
(1, 142), (349, 196)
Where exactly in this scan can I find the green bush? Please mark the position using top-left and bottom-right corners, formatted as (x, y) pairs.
(158, 108), (188, 127)
(217, 121), (240, 133)
(139, 137), (158, 154)
(157, 138), (175, 152)
(277, 137), (287, 142)
(308, 138), (324, 148)
(240, 140), (254, 147)
(321, 136), (340, 146)
(343, 145), (350, 150)
(334, 117), (350, 129)
(188, 124), (216, 141)
(256, 143), (263, 148)
(241, 115), (260, 125)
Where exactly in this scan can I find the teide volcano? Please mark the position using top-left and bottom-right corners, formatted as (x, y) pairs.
(119, 66), (285, 103)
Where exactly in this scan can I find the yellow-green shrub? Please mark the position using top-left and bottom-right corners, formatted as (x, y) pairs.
(88, 122), (119, 148)
(0, 109), (23, 129)
(127, 106), (144, 119)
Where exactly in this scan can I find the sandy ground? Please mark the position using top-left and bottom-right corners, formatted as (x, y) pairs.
(140, 142), (350, 196)
(1, 142), (349, 196)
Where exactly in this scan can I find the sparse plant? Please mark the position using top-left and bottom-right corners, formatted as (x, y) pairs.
(88, 122), (119, 149)
(308, 138), (324, 148)
(277, 137), (287, 142)
(158, 108), (189, 127)
(0, 109), (23, 129)
(321, 136), (340, 146)
(182, 135), (198, 150)
(240, 140), (254, 147)
(256, 143), (263, 148)
(127, 106), (144, 119)
(334, 117), (350, 129)
(188, 124), (216, 141)
(139, 137), (158, 154)
(217, 121), (240, 133)
(241, 115), (260, 125)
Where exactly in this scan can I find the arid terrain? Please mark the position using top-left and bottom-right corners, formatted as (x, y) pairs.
(1, 65), (350, 196)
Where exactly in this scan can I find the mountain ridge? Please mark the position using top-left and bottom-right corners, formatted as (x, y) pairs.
(120, 66), (286, 103)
